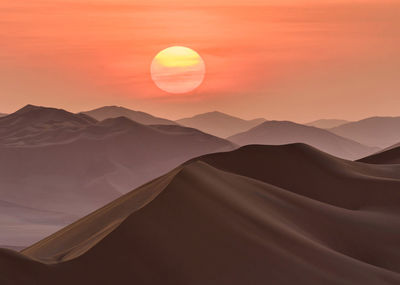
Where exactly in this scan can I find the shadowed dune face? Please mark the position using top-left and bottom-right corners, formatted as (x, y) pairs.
(358, 144), (400, 165)
(0, 105), (235, 247)
(2, 144), (400, 285)
(228, 121), (379, 160)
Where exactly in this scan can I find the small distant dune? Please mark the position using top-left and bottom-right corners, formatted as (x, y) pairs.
(227, 120), (378, 160)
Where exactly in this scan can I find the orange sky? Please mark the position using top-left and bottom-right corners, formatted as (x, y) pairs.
(1, 0), (399, 122)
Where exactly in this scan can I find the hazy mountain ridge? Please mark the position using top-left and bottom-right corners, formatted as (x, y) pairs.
(329, 116), (400, 148)
(0, 105), (235, 247)
(306, 119), (349, 129)
(227, 120), (378, 160)
(176, 111), (266, 138)
(82, 106), (178, 126)
(2, 144), (400, 284)
(0, 105), (97, 147)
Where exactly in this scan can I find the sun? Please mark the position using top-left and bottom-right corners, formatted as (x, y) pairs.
(151, 46), (205, 94)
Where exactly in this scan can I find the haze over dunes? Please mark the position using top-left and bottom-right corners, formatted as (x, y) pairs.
(82, 106), (178, 126)
(228, 121), (378, 160)
(329, 117), (400, 148)
(306, 119), (349, 129)
(0, 105), (234, 247)
(177, 111), (266, 138)
(1, 144), (400, 284)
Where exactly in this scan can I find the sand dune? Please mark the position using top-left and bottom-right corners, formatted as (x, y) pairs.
(177, 111), (266, 138)
(358, 143), (400, 164)
(306, 119), (349, 129)
(0, 105), (235, 247)
(228, 121), (378, 160)
(1, 144), (400, 284)
(82, 105), (177, 125)
(329, 116), (400, 148)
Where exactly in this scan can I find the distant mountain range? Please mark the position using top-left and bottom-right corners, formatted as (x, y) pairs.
(329, 116), (400, 148)
(80, 106), (400, 151)
(0, 105), (235, 247)
(82, 106), (178, 126)
(3, 144), (400, 285)
(227, 121), (378, 160)
(176, 111), (266, 138)
(306, 119), (349, 129)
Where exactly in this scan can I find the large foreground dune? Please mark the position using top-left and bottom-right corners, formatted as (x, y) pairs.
(1, 144), (400, 284)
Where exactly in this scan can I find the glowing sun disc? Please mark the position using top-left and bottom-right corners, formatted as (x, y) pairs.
(151, 46), (205, 94)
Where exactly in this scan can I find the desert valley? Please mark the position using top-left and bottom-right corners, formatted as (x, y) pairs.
(1, 105), (400, 284)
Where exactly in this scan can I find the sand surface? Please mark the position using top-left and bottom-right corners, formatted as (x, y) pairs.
(1, 144), (400, 284)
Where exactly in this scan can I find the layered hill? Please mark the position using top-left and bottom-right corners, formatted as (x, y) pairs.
(306, 119), (349, 129)
(0, 104), (96, 146)
(329, 116), (400, 148)
(176, 111), (266, 138)
(1, 144), (400, 284)
(228, 121), (378, 160)
(81, 106), (177, 125)
(0, 105), (235, 247)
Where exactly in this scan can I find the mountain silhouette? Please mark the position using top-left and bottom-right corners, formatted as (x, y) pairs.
(177, 111), (266, 138)
(306, 119), (349, 129)
(329, 116), (400, 148)
(82, 106), (177, 125)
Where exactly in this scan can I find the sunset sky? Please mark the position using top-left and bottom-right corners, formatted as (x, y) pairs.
(1, 0), (399, 122)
